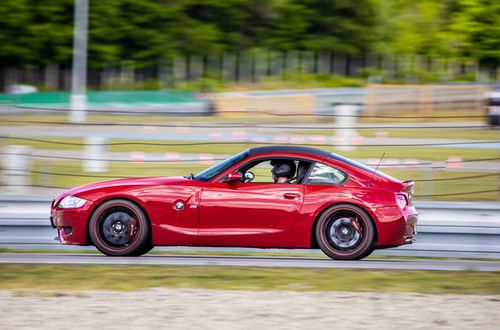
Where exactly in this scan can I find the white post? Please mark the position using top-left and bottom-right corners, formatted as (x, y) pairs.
(83, 136), (108, 172)
(335, 104), (358, 151)
(70, 0), (89, 123)
(2, 145), (32, 194)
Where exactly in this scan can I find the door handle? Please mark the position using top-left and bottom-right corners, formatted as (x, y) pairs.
(283, 192), (301, 199)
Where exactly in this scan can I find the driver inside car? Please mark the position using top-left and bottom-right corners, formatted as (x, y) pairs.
(270, 160), (296, 183)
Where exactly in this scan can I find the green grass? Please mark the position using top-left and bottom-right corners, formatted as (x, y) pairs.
(0, 248), (327, 259)
(362, 128), (500, 140)
(331, 146), (498, 162)
(289, 128), (500, 140)
(1, 248), (498, 262)
(26, 160), (500, 201)
(357, 109), (486, 123)
(30, 160), (207, 188)
(0, 264), (499, 294)
(27, 160), (500, 201)
(2, 113), (238, 124)
(0, 137), (85, 151)
(385, 170), (498, 201)
(176, 72), (365, 91)
(1, 113), (316, 125)
(2, 137), (498, 162)
(1, 108), (486, 126)
(107, 141), (499, 160)
(1, 134), (498, 201)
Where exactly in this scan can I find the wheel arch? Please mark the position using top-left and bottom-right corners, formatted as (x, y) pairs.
(85, 196), (152, 246)
(309, 202), (378, 249)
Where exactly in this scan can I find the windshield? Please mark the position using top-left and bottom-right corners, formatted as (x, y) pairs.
(194, 150), (248, 182)
(329, 153), (398, 182)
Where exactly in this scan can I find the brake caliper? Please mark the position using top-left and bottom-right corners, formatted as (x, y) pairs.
(129, 218), (137, 242)
(351, 217), (362, 234)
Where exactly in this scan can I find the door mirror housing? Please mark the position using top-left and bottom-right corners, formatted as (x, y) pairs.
(226, 171), (241, 183)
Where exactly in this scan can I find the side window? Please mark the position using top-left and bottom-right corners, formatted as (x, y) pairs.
(236, 158), (308, 184)
(247, 160), (275, 183)
(305, 163), (348, 186)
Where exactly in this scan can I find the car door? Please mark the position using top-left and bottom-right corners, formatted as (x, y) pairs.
(197, 159), (304, 247)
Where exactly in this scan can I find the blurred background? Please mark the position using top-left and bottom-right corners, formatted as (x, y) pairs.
(0, 0), (498, 203)
(1, 4), (500, 328)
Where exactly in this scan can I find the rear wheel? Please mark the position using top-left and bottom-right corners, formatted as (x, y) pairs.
(89, 199), (151, 256)
(315, 204), (375, 260)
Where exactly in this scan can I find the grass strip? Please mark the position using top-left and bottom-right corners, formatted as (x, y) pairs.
(2, 109), (485, 125)
(1, 249), (499, 262)
(28, 161), (499, 201)
(2, 137), (498, 161)
(0, 264), (499, 295)
(289, 128), (500, 140)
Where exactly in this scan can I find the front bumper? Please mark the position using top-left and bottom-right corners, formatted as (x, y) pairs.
(50, 202), (93, 245)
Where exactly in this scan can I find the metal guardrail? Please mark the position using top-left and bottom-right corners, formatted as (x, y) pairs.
(0, 197), (499, 259)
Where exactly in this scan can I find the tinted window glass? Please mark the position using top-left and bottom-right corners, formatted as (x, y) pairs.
(329, 153), (398, 181)
(194, 150), (248, 182)
(239, 159), (301, 183)
(306, 163), (348, 185)
(246, 160), (275, 183)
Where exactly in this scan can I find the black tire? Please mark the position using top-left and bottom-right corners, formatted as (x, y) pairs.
(315, 204), (375, 260)
(130, 242), (154, 256)
(89, 199), (151, 256)
(355, 246), (374, 260)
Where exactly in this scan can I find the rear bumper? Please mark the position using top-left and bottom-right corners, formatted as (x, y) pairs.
(488, 106), (500, 126)
(50, 202), (93, 245)
(403, 206), (418, 244)
(373, 205), (418, 248)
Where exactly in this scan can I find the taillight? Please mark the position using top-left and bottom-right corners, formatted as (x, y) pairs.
(402, 180), (414, 205)
(396, 193), (408, 209)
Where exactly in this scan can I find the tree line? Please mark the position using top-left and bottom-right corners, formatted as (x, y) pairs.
(0, 0), (498, 70)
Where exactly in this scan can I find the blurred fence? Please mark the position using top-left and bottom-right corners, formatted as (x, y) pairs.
(214, 84), (489, 117)
(0, 84), (492, 117)
(1, 50), (496, 92)
(365, 84), (488, 114)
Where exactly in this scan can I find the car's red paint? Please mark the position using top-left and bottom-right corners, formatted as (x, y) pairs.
(198, 182), (304, 247)
(52, 202), (92, 245)
(51, 146), (418, 255)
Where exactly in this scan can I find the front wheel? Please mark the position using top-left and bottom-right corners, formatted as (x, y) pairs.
(89, 199), (151, 256)
(315, 204), (375, 260)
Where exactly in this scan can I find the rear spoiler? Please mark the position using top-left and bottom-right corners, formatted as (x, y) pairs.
(402, 180), (414, 204)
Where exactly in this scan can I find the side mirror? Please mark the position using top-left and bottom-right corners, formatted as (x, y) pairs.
(226, 171), (241, 183)
(244, 171), (255, 183)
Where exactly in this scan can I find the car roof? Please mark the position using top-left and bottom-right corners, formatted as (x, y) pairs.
(248, 145), (330, 158)
(246, 145), (399, 182)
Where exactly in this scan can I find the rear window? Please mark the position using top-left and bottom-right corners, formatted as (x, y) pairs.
(306, 163), (348, 186)
(328, 153), (398, 181)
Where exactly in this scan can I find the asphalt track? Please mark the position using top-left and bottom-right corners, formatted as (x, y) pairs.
(1, 253), (500, 272)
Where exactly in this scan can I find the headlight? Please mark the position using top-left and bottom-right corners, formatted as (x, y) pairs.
(59, 195), (87, 208)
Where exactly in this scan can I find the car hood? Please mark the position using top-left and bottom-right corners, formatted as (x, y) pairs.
(54, 176), (190, 203)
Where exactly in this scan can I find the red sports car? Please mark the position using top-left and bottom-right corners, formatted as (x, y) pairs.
(50, 146), (418, 260)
